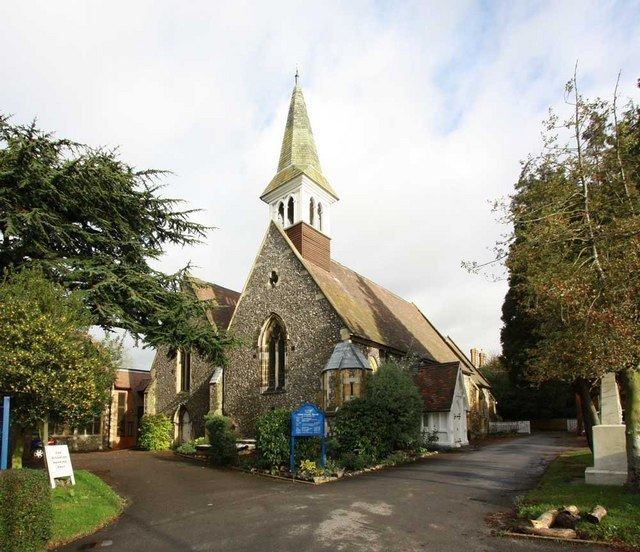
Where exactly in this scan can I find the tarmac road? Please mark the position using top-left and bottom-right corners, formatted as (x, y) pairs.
(60, 433), (607, 552)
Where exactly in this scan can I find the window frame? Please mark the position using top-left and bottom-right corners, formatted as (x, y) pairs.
(177, 349), (191, 392)
(259, 315), (287, 393)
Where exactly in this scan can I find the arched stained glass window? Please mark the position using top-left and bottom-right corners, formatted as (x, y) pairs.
(259, 315), (286, 392)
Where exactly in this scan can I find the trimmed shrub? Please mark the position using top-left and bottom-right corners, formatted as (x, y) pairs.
(333, 398), (383, 460)
(0, 468), (53, 552)
(255, 409), (290, 470)
(334, 361), (423, 463)
(205, 415), (237, 466)
(138, 414), (173, 451)
(365, 362), (423, 452)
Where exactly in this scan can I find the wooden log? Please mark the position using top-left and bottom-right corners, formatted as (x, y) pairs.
(522, 526), (578, 539)
(530, 509), (559, 529)
(562, 505), (579, 516)
(554, 510), (580, 529)
(585, 505), (607, 524)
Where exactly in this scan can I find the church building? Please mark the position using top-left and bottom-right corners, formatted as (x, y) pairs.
(147, 78), (496, 447)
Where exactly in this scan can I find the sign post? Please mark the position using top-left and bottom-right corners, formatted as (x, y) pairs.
(0, 396), (10, 470)
(44, 444), (75, 489)
(290, 403), (326, 474)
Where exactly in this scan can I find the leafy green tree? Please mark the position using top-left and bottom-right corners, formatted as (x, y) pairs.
(476, 72), (640, 490)
(0, 269), (118, 451)
(0, 117), (231, 361)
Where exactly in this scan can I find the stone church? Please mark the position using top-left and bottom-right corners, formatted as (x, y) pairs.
(147, 79), (496, 445)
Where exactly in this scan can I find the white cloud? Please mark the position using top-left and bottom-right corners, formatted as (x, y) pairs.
(2, 1), (639, 368)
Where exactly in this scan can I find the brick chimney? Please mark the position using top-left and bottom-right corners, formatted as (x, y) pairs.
(470, 348), (479, 368)
(470, 348), (486, 368)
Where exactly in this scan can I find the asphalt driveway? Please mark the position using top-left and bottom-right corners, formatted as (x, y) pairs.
(60, 433), (607, 551)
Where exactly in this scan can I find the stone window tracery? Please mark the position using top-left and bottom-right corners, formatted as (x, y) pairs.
(259, 315), (286, 392)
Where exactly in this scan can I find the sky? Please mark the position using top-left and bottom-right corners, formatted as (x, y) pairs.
(2, 1), (639, 370)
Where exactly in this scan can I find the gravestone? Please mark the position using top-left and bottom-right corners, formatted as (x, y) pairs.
(585, 373), (627, 486)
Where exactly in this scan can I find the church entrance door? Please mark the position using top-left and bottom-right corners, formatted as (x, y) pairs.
(174, 406), (192, 444)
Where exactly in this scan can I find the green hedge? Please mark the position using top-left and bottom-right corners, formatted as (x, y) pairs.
(205, 415), (237, 466)
(334, 362), (423, 463)
(0, 469), (53, 552)
(138, 414), (173, 450)
(255, 409), (290, 470)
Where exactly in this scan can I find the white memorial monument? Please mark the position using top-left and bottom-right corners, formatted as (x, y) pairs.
(585, 372), (627, 486)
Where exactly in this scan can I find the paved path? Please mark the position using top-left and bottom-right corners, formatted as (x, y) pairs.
(61, 433), (606, 551)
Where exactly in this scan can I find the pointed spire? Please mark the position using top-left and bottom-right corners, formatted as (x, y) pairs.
(260, 80), (338, 200)
(276, 83), (321, 173)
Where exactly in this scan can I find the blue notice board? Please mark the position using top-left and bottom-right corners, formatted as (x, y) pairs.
(292, 403), (325, 437)
(290, 403), (326, 472)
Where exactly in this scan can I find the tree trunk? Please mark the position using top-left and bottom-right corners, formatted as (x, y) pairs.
(9, 425), (24, 469)
(522, 527), (577, 539)
(530, 509), (558, 529)
(575, 377), (599, 451)
(585, 505), (607, 524)
(621, 367), (640, 492)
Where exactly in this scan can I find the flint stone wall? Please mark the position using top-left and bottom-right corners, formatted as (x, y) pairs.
(149, 347), (212, 439)
(225, 224), (344, 437)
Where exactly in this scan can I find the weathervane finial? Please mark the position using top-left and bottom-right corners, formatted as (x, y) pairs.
(295, 66), (299, 87)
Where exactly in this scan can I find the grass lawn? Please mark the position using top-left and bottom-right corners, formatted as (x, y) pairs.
(50, 470), (125, 547)
(517, 448), (640, 546)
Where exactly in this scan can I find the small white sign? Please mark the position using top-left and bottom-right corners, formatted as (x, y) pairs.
(44, 444), (75, 489)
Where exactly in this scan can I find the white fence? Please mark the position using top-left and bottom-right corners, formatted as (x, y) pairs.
(566, 418), (578, 432)
(489, 421), (531, 434)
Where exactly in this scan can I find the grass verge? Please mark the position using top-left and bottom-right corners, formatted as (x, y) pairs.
(50, 470), (125, 547)
(516, 448), (640, 547)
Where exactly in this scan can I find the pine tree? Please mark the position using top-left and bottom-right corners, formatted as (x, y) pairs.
(0, 117), (232, 361)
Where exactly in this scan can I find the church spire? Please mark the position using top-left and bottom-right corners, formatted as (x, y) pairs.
(260, 80), (338, 201)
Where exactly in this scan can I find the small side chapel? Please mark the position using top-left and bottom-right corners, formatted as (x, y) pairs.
(147, 76), (496, 445)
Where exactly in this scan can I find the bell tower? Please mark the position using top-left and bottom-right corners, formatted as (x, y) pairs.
(260, 74), (338, 270)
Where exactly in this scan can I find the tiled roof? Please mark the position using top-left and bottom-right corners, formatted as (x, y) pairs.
(414, 362), (461, 412)
(323, 341), (372, 371)
(188, 277), (240, 331)
(304, 257), (460, 363)
(114, 369), (151, 392)
(261, 85), (338, 200)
